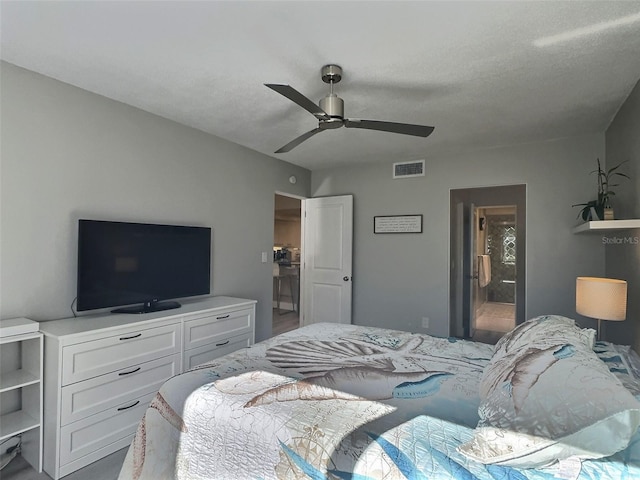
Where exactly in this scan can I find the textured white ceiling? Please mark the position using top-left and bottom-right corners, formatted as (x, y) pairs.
(2, 1), (640, 170)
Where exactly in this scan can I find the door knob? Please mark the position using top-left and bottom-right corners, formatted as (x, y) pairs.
(343, 276), (350, 281)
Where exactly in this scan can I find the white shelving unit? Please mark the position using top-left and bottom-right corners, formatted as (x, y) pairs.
(0, 318), (43, 472)
(572, 219), (640, 234)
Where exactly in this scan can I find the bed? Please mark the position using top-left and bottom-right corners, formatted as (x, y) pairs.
(118, 315), (640, 479)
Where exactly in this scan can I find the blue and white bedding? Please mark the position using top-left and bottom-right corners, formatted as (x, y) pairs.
(118, 322), (640, 480)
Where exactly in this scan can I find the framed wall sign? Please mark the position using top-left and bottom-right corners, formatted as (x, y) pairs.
(374, 215), (423, 234)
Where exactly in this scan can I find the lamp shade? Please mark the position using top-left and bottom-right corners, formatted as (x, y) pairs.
(576, 277), (627, 321)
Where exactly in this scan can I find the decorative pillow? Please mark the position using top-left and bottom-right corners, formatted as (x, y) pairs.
(594, 341), (640, 397)
(493, 315), (595, 360)
(459, 317), (640, 468)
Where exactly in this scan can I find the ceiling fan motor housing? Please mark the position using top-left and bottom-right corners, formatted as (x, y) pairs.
(319, 64), (345, 129)
(319, 94), (344, 129)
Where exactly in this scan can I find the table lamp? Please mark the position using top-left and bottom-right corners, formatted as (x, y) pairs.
(576, 277), (627, 340)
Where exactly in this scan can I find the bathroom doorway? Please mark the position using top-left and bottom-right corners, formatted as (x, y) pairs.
(450, 185), (526, 344)
(273, 193), (302, 336)
(474, 206), (517, 338)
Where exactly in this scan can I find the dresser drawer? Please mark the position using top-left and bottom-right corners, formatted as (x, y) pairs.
(59, 390), (154, 466)
(61, 323), (181, 385)
(60, 353), (180, 425)
(183, 308), (253, 351)
(184, 332), (252, 370)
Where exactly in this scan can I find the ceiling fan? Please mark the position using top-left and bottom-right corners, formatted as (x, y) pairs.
(265, 65), (434, 153)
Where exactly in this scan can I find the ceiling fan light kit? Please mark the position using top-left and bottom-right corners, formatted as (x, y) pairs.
(265, 64), (434, 153)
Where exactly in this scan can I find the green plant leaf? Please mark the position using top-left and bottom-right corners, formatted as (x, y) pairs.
(607, 160), (629, 174)
(612, 172), (631, 179)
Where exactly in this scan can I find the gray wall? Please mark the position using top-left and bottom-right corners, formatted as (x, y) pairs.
(3, 61), (629, 347)
(0, 62), (311, 342)
(312, 134), (606, 337)
(604, 78), (640, 350)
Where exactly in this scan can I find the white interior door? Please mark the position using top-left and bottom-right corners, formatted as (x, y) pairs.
(301, 195), (353, 326)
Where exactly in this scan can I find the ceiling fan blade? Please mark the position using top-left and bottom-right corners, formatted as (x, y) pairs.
(344, 119), (434, 137)
(265, 84), (329, 120)
(275, 127), (324, 153)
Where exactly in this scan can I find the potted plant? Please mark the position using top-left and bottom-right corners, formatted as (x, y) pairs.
(573, 158), (630, 221)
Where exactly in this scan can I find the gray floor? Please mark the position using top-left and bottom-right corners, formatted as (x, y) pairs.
(475, 302), (516, 333)
(472, 302), (516, 345)
(272, 307), (299, 336)
(1, 448), (127, 480)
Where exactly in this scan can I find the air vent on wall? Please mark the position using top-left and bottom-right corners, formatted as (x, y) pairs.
(393, 160), (425, 179)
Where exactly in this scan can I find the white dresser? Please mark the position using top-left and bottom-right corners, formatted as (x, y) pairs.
(39, 296), (256, 480)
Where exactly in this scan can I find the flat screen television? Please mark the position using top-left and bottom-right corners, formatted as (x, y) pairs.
(77, 219), (211, 314)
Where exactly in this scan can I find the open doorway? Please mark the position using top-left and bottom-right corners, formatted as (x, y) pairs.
(273, 193), (302, 336)
(474, 206), (517, 339)
(450, 185), (526, 344)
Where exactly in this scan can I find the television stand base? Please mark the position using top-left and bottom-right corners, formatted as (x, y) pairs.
(112, 300), (181, 314)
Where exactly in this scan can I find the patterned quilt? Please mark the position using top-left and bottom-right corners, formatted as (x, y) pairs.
(118, 323), (640, 479)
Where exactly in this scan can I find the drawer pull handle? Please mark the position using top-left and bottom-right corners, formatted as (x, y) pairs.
(216, 314), (230, 320)
(216, 340), (230, 346)
(119, 333), (142, 341)
(118, 367), (141, 376)
(117, 400), (140, 411)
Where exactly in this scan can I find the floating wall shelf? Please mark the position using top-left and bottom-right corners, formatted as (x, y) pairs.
(573, 219), (640, 234)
